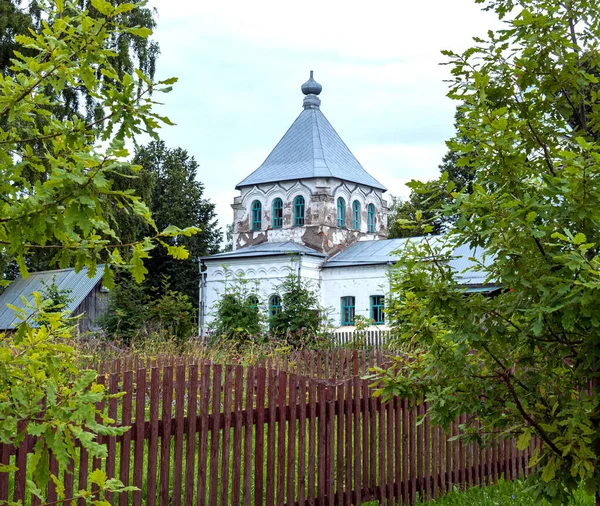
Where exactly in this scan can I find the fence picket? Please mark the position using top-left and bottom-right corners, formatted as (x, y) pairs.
(159, 366), (174, 506)
(220, 366), (233, 506)
(197, 363), (211, 506)
(208, 365), (222, 506)
(117, 370), (133, 506)
(146, 368), (160, 506)
(265, 369), (277, 506)
(254, 367), (266, 506)
(184, 364), (198, 506)
(242, 367), (255, 506)
(231, 366), (244, 506)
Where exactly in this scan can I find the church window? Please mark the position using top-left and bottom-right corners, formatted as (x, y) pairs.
(352, 201), (361, 230)
(268, 294), (282, 316)
(294, 195), (305, 226)
(370, 295), (385, 324)
(272, 198), (283, 228)
(247, 295), (259, 311)
(337, 197), (346, 227)
(251, 200), (262, 230)
(367, 203), (376, 232)
(341, 296), (355, 326)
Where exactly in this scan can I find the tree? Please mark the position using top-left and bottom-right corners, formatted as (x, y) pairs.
(209, 269), (263, 341)
(100, 276), (196, 343)
(269, 272), (324, 347)
(378, 0), (600, 503)
(0, 0), (159, 121)
(387, 182), (448, 238)
(110, 140), (221, 304)
(0, 0), (195, 501)
(388, 110), (476, 239)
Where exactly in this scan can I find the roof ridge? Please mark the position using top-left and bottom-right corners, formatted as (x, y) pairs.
(311, 109), (333, 177)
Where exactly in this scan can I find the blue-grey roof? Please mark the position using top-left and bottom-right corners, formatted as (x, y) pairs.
(236, 107), (386, 191)
(0, 266), (104, 330)
(324, 238), (494, 287)
(202, 241), (327, 261)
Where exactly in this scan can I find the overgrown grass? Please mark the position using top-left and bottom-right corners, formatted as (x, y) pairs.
(361, 479), (594, 505)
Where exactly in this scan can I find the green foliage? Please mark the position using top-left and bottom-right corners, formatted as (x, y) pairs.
(147, 280), (196, 342)
(39, 277), (73, 313)
(387, 181), (449, 238)
(100, 276), (195, 343)
(379, 0), (600, 503)
(0, 0), (196, 500)
(0, 298), (133, 503)
(0, 0), (198, 286)
(209, 269), (264, 341)
(109, 140), (220, 305)
(269, 272), (327, 347)
(99, 276), (148, 342)
(410, 479), (594, 506)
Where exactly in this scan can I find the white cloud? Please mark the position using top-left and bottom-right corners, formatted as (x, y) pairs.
(142, 0), (500, 231)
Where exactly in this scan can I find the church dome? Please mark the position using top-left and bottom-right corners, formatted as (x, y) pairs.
(301, 71), (322, 95)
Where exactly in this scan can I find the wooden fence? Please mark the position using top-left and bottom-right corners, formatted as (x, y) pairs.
(0, 350), (534, 506)
(331, 330), (390, 348)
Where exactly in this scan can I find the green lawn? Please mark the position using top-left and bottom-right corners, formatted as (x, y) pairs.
(363, 479), (594, 505)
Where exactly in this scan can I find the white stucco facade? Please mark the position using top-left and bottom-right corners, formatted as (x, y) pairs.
(199, 251), (393, 334)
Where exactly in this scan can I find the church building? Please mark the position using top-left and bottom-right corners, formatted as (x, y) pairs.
(198, 73), (490, 335)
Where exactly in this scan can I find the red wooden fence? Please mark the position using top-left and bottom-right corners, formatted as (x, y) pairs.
(0, 350), (535, 506)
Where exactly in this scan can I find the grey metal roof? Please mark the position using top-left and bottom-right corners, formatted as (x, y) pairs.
(0, 266), (104, 330)
(323, 238), (494, 286)
(202, 241), (327, 261)
(236, 104), (386, 191)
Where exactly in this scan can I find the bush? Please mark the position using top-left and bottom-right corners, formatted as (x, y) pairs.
(268, 273), (330, 348)
(100, 276), (195, 344)
(209, 269), (264, 341)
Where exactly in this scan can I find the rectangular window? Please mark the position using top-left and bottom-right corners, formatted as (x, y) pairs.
(341, 296), (355, 326)
(370, 295), (385, 324)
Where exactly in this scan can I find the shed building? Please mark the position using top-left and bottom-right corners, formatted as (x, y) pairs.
(0, 266), (108, 333)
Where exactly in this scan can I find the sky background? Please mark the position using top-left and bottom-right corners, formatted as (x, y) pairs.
(145, 0), (501, 237)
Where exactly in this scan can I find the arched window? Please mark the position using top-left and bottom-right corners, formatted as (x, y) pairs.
(272, 198), (283, 228)
(251, 200), (262, 231)
(367, 203), (376, 232)
(294, 195), (305, 226)
(352, 200), (361, 230)
(247, 295), (259, 311)
(268, 294), (282, 316)
(337, 197), (346, 227)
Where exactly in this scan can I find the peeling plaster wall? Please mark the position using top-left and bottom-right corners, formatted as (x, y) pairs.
(201, 254), (324, 329)
(233, 178), (388, 254)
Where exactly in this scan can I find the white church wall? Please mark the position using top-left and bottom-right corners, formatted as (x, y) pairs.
(320, 264), (392, 328)
(201, 254), (324, 332)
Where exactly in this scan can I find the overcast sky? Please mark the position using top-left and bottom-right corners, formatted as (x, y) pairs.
(145, 0), (501, 235)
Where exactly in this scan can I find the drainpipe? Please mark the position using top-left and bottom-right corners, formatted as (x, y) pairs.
(198, 260), (207, 339)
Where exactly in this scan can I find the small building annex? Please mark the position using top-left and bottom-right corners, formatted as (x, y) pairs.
(0, 266), (108, 333)
(199, 73), (491, 335)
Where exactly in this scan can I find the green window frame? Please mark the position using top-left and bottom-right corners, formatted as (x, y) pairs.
(247, 295), (259, 311)
(272, 198), (283, 228)
(341, 296), (355, 326)
(337, 197), (346, 227)
(251, 200), (262, 231)
(370, 295), (385, 324)
(352, 200), (361, 230)
(294, 195), (305, 226)
(367, 203), (376, 232)
(268, 294), (282, 316)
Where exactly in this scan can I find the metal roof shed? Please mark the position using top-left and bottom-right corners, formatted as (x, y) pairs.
(0, 266), (108, 332)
